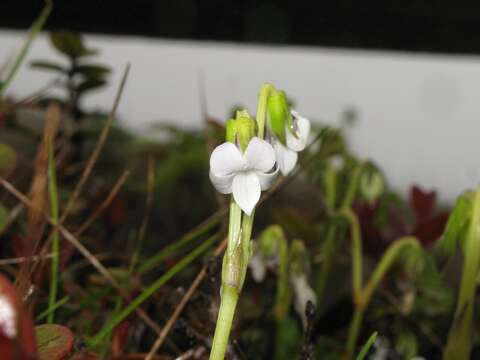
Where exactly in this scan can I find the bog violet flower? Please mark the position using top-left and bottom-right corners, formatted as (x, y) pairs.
(273, 110), (311, 175)
(209, 137), (278, 215)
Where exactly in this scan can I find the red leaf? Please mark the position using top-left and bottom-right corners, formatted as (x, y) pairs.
(111, 319), (132, 356)
(410, 185), (437, 222)
(0, 274), (37, 359)
(413, 212), (449, 247)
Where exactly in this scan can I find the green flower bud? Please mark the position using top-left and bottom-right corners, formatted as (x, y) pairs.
(267, 89), (290, 144)
(359, 163), (385, 204)
(225, 119), (237, 143)
(289, 239), (310, 276)
(224, 110), (256, 152)
(235, 115), (256, 152)
(257, 225), (286, 257)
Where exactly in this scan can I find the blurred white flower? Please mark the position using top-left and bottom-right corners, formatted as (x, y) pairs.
(291, 274), (316, 329)
(209, 137), (278, 215)
(273, 110), (311, 175)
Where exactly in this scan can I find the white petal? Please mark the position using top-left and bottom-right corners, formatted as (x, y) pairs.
(274, 142), (298, 176)
(287, 111), (311, 152)
(244, 137), (276, 172)
(209, 170), (234, 194)
(210, 142), (245, 177)
(232, 172), (261, 215)
(257, 164), (279, 190)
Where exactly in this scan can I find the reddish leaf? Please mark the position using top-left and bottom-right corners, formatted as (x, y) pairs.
(112, 319), (132, 356)
(410, 185), (437, 222)
(0, 274), (37, 359)
(36, 324), (74, 360)
(413, 212), (450, 247)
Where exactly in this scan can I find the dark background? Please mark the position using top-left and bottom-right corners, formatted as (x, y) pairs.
(2, 0), (480, 54)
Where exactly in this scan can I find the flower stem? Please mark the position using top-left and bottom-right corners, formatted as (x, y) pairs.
(345, 307), (365, 358)
(209, 284), (239, 360)
(444, 188), (480, 360)
(209, 84), (270, 359)
(47, 142), (60, 324)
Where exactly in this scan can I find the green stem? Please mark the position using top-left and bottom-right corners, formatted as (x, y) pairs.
(255, 83), (274, 138)
(88, 232), (219, 348)
(47, 142), (60, 324)
(315, 223), (337, 304)
(362, 236), (419, 305)
(209, 285), (239, 360)
(341, 209), (363, 303)
(341, 162), (365, 210)
(444, 188), (480, 360)
(0, 3), (52, 96)
(345, 307), (365, 359)
(274, 235), (290, 320)
(36, 296), (69, 322)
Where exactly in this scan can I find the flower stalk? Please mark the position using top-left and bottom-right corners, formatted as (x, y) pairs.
(342, 208), (421, 359)
(444, 188), (480, 360)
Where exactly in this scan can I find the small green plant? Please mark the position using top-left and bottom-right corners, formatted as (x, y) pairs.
(31, 31), (110, 119)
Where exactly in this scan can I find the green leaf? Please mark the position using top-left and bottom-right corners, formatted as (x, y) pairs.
(0, 142), (17, 176)
(36, 324), (75, 360)
(30, 60), (66, 73)
(356, 331), (377, 360)
(75, 64), (110, 78)
(0, 3), (52, 96)
(50, 31), (97, 58)
(76, 79), (106, 94)
(438, 192), (473, 255)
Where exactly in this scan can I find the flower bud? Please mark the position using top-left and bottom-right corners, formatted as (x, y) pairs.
(225, 110), (256, 152)
(267, 89), (291, 144)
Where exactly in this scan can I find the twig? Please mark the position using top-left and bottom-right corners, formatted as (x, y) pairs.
(0, 176), (163, 337)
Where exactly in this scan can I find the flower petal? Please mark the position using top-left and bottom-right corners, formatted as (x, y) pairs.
(232, 172), (261, 215)
(244, 137), (276, 172)
(287, 111), (311, 152)
(209, 171), (234, 194)
(274, 142), (298, 176)
(210, 142), (245, 177)
(257, 165), (279, 190)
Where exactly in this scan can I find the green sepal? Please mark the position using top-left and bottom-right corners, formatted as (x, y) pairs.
(289, 239), (310, 276)
(225, 119), (237, 143)
(235, 113), (256, 152)
(267, 90), (289, 144)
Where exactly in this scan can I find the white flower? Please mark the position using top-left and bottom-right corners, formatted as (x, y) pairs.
(273, 110), (311, 175)
(291, 274), (316, 330)
(209, 137), (278, 215)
